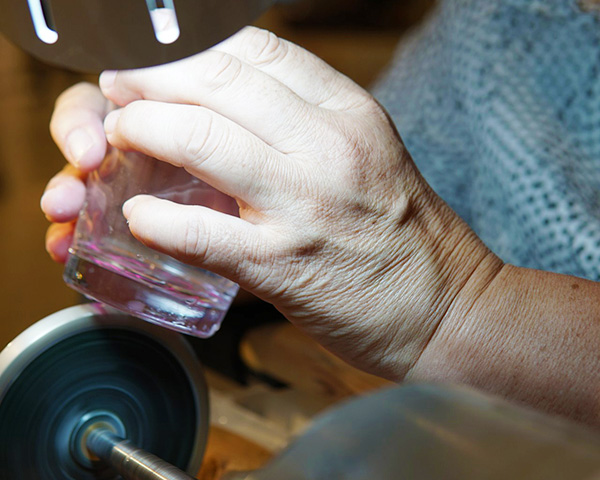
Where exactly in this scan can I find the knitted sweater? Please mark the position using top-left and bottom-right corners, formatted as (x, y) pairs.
(373, 0), (600, 280)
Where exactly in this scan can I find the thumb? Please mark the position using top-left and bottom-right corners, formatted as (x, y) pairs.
(123, 195), (264, 283)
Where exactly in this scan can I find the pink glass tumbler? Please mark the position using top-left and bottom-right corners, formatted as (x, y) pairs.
(63, 148), (239, 337)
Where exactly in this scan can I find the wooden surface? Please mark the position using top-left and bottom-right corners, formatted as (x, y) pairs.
(241, 323), (392, 404)
(196, 426), (272, 480)
(199, 324), (393, 480)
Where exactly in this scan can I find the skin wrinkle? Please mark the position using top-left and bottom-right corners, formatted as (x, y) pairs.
(231, 242), (271, 291)
(443, 253), (507, 333)
(44, 26), (600, 427)
(178, 208), (211, 265)
(497, 322), (557, 400)
(375, 277), (446, 377)
(342, 153), (394, 204)
(246, 228), (332, 301)
(406, 251), (505, 380)
(379, 178), (496, 377)
(267, 100), (318, 154)
(179, 109), (218, 169)
(365, 276), (430, 375)
(322, 213), (448, 379)
(333, 156), (415, 239)
(324, 89), (374, 112)
(364, 237), (414, 280)
(201, 52), (246, 97)
(274, 154), (469, 376)
(244, 29), (290, 69)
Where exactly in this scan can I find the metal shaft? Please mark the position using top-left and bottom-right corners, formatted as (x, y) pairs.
(86, 428), (198, 480)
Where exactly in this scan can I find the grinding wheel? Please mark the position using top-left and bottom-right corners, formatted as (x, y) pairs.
(0, 303), (209, 479)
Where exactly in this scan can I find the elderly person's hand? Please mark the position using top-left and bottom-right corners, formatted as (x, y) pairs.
(42, 27), (498, 379)
(42, 27), (600, 429)
(42, 28), (501, 379)
(42, 24), (600, 429)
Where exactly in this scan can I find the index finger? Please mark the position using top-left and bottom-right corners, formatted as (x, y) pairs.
(50, 82), (110, 172)
(214, 27), (370, 111)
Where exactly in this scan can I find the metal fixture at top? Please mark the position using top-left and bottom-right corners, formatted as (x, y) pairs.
(0, 0), (273, 72)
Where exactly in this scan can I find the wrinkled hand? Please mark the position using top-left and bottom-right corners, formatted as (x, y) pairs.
(43, 27), (500, 379)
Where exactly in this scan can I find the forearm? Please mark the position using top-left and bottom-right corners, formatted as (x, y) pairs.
(410, 263), (600, 427)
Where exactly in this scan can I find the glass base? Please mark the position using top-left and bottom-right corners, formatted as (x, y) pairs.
(64, 253), (227, 338)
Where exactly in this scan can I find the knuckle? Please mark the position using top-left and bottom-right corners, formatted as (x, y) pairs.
(176, 110), (220, 166)
(200, 51), (243, 92)
(362, 96), (391, 122)
(244, 28), (288, 67)
(117, 101), (141, 135)
(177, 212), (209, 264)
(55, 82), (94, 108)
(341, 90), (376, 113)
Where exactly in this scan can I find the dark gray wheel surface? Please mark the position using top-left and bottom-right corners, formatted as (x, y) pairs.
(0, 304), (208, 480)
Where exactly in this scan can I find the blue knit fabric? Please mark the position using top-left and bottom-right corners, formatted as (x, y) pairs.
(373, 0), (600, 280)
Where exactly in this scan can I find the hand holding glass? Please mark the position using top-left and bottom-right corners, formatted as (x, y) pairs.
(64, 148), (239, 337)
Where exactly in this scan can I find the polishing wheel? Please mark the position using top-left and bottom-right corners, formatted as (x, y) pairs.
(0, 303), (209, 479)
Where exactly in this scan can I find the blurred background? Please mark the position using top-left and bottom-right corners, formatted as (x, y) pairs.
(0, 0), (434, 356)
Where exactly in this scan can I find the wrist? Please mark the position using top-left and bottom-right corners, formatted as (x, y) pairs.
(379, 183), (504, 381)
(400, 192), (506, 380)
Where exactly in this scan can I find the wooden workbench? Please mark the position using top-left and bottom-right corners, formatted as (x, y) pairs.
(196, 323), (391, 479)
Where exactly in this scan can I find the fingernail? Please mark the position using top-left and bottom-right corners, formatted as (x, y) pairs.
(65, 128), (94, 166)
(104, 110), (121, 136)
(122, 197), (137, 219)
(99, 70), (117, 92)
